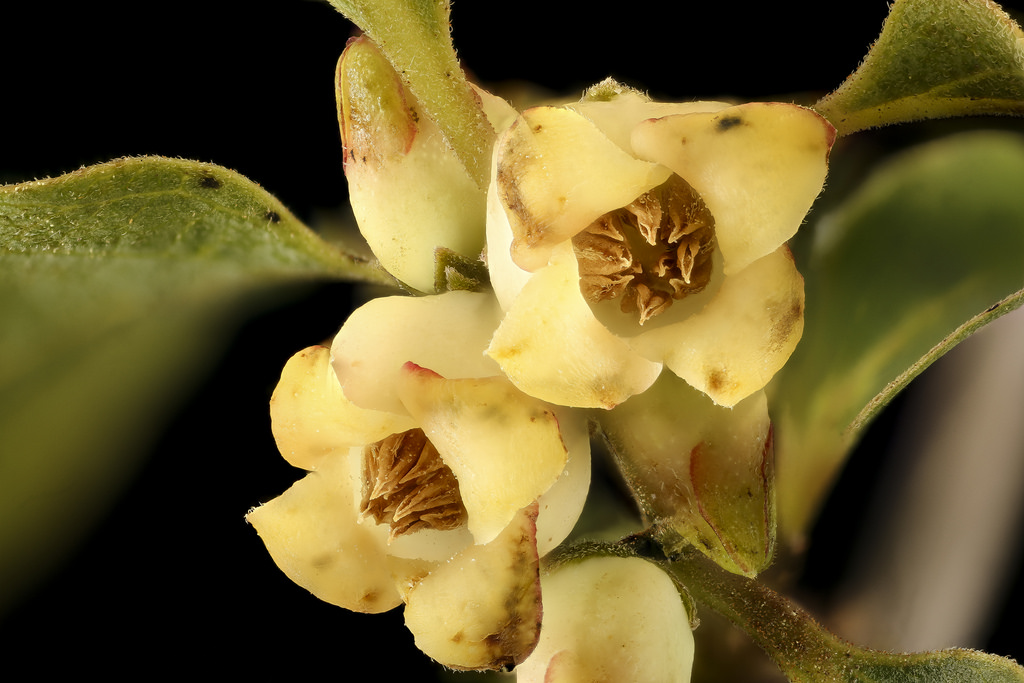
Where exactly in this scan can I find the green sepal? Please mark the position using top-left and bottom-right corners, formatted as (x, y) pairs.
(433, 247), (489, 293)
(815, 0), (1024, 136)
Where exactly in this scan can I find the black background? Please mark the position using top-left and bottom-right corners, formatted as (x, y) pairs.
(2, 0), (1023, 678)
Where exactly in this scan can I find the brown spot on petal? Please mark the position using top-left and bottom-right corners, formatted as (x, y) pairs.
(707, 369), (733, 395)
(767, 298), (805, 353)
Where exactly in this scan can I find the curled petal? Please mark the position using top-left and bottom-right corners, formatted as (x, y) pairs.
(397, 366), (568, 545)
(487, 242), (663, 409)
(270, 345), (414, 470)
(246, 450), (412, 614)
(331, 291), (504, 415)
(632, 102), (835, 274)
(496, 106), (671, 272)
(516, 556), (694, 683)
(404, 504), (542, 671)
(631, 246), (805, 407)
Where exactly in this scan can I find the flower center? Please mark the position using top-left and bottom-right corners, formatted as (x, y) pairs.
(572, 176), (715, 325)
(360, 428), (468, 539)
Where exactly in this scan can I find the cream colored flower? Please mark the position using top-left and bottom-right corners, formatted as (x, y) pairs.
(247, 291), (590, 670)
(486, 80), (835, 408)
(516, 555), (695, 683)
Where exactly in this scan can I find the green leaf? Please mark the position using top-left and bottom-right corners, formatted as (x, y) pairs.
(659, 545), (1024, 682)
(326, 0), (494, 188)
(814, 0), (1024, 136)
(0, 156), (386, 614)
(771, 132), (1024, 540)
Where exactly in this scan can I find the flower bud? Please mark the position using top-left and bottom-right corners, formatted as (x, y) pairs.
(337, 36), (514, 291)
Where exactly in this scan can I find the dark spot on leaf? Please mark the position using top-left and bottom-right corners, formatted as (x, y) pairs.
(197, 174), (221, 190)
(716, 115), (743, 132)
(265, 210), (281, 223)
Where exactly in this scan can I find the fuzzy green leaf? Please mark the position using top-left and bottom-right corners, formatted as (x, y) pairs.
(815, 0), (1024, 136)
(771, 132), (1024, 540)
(0, 156), (385, 614)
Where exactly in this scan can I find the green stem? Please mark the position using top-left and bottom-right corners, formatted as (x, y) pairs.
(630, 531), (1024, 682)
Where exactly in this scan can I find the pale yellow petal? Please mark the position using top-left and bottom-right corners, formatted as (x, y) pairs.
(495, 106), (671, 272)
(631, 247), (804, 407)
(246, 450), (402, 613)
(569, 82), (730, 155)
(270, 345), (415, 470)
(397, 366), (568, 545)
(516, 556), (694, 683)
(331, 291), (504, 415)
(485, 155), (533, 312)
(632, 102), (835, 274)
(404, 504), (542, 671)
(534, 408), (591, 556)
(487, 242), (663, 409)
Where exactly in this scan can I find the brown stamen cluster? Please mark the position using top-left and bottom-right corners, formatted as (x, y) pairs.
(360, 429), (467, 539)
(572, 176), (715, 325)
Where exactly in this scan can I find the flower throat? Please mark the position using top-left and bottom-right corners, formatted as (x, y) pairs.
(572, 176), (715, 325)
(360, 429), (467, 539)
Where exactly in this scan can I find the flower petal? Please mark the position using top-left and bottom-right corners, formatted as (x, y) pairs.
(516, 556), (694, 683)
(534, 407), (591, 556)
(495, 106), (671, 272)
(331, 291), (504, 415)
(569, 80), (731, 155)
(404, 504), (542, 671)
(632, 102), (835, 274)
(487, 242), (663, 409)
(246, 449), (416, 614)
(632, 246), (804, 406)
(270, 345), (415, 470)
(397, 365), (568, 545)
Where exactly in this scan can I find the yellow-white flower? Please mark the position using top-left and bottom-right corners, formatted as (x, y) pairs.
(516, 555), (695, 683)
(247, 291), (590, 670)
(486, 80), (835, 408)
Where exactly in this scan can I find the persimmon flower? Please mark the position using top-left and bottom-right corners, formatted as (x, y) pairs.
(486, 79), (836, 408)
(516, 555), (695, 683)
(247, 291), (590, 671)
